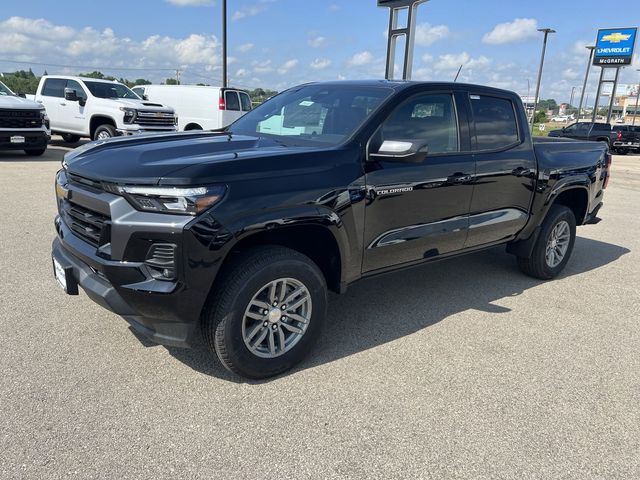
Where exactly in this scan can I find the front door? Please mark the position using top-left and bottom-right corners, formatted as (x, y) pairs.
(363, 91), (475, 273)
(58, 79), (87, 134)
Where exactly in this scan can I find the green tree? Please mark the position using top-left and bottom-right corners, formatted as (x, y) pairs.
(164, 78), (179, 85)
(534, 110), (547, 124)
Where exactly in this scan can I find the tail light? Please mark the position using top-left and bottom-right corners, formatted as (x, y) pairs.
(218, 93), (226, 110)
(603, 152), (612, 189)
(616, 131), (622, 140)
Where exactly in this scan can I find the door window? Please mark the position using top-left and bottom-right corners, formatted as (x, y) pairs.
(240, 92), (252, 111)
(380, 93), (459, 154)
(42, 78), (66, 98)
(470, 95), (519, 150)
(225, 91), (241, 111)
(65, 80), (87, 102)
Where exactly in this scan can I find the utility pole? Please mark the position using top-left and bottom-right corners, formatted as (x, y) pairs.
(531, 28), (556, 130)
(175, 69), (181, 85)
(569, 86), (577, 111)
(577, 46), (595, 120)
(633, 69), (640, 126)
(222, 0), (228, 88)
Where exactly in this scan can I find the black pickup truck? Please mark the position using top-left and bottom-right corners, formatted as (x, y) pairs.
(612, 125), (640, 154)
(547, 121), (617, 147)
(52, 81), (610, 378)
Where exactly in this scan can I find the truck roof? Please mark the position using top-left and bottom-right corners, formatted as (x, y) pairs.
(41, 75), (121, 84)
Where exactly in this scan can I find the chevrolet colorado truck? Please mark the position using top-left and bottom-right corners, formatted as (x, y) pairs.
(548, 121), (617, 146)
(34, 76), (177, 143)
(0, 80), (50, 156)
(612, 125), (640, 154)
(52, 81), (610, 378)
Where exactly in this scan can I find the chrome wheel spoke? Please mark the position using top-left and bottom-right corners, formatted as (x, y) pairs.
(286, 312), (309, 324)
(282, 286), (305, 306)
(251, 328), (269, 348)
(246, 310), (266, 321)
(268, 329), (276, 355)
(251, 299), (271, 310)
(277, 326), (286, 353)
(281, 322), (304, 335)
(247, 323), (265, 342)
(287, 294), (308, 312)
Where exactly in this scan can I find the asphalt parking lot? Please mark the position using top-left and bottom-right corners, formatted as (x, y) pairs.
(1, 139), (639, 479)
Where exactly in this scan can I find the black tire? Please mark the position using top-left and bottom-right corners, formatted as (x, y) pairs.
(517, 205), (576, 280)
(93, 124), (116, 141)
(617, 148), (628, 155)
(203, 246), (328, 379)
(61, 133), (81, 144)
(185, 124), (203, 131)
(24, 147), (46, 156)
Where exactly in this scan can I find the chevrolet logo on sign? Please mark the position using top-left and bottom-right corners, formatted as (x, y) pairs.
(601, 32), (631, 43)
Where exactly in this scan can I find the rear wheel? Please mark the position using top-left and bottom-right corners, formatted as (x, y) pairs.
(61, 133), (81, 144)
(203, 246), (328, 379)
(24, 147), (46, 156)
(93, 124), (116, 141)
(517, 205), (576, 280)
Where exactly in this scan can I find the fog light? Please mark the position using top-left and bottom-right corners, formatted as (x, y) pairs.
(145, 243), (177, 281)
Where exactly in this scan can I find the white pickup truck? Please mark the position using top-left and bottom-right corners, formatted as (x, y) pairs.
(0, 80), (50, 156)
(34, 76), (177, 143)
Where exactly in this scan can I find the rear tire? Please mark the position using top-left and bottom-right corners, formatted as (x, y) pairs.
(93, 124), (116, 141)
(517, 205), (576, 280)
(61, 133), (81, 144)
(203, 246), (328, 379)
(24, 147), (46, 156)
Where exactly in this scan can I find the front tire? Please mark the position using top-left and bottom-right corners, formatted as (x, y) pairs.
(61, 133), (81, 144)
(93, 124), (116, 141)
(517, 205), (576, 280)
(24, 147), (46, 156)
(203, 246), (328, 379)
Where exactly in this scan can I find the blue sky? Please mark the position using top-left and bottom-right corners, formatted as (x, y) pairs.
(0, 0), (638, 103)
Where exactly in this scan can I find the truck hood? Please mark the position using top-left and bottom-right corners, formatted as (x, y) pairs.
(63, 132), (320, 185)
(0, 94), (45, 110)
(107, 98), (173, 112)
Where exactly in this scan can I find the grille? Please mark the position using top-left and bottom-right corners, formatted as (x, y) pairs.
(61, 200), (110, 247)
(67, 172), (104, 192)
(0, 109), (43, 129)
(135, 111), (176, 127)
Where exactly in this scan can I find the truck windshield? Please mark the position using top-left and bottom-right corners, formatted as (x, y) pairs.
(0, 81), (15, 96)
(228, 84), (393, 146)
(83, 81), (141, 99)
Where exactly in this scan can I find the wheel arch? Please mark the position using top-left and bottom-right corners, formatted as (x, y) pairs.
(89, 115), (117, 139)
(184, 123), (203, 131)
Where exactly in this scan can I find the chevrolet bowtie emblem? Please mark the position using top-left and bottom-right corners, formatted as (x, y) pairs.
(601, 32), (631, 43)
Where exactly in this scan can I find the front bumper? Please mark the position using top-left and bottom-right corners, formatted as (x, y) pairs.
(613, 141), (640, 150)
(116, 126), (177, 136)
(0, 129), (49, 150)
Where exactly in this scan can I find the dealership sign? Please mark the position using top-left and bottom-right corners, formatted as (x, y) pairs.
(593, 27), (637, 66)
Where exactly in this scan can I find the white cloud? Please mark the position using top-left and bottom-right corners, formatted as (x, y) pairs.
(329, 4), (340, 12)
(236, 42), (254, 53)
(232, 0), (274, 21)
(310, 58), (331, 70)
(562, 68), (580, 80)
(483, 18), (539, 45)
(415, 23), (450, 47)
(278, 59), (299, 74)
(252, 59), (274, 74)
(234, 68), (249, 78)
(348, 51), (374, 66)
(308, 36), (327, 48)
(433, 52), (490, 71)
(165, 0), (213, 6)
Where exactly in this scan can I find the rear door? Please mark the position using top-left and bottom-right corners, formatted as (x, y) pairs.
(363, 90), (475, 272)
(464, 92), (536, 248)
(222, 90), (242, 126)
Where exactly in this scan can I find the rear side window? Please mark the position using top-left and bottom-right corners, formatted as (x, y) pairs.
(225, 91), (241, 111)
(240, 92), (252, 111)
(470, 95), (519, 150)
(593, 123), (611, 131)
(42, 78), (66, 98)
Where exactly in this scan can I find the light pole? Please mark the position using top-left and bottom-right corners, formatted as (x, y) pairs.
(221, 0), (228, 88)
(633, 69), (640, 126)
(577, 46), (595, 120)
(569, 86), (577, 113)
(531, 28), (556, 130)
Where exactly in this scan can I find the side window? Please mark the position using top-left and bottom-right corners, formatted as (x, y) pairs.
(380, 93), (459, 154)
(564, 123), (577, 132)
(65, 80), (87, 101)
(42, 79), (66, 98)
(471, 95), (519, 150)
(132, 87), (145, 98)
(240, 92), (252, 111)
(225, 91), (241, 111)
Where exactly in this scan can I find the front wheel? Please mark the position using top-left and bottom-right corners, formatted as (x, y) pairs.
(517, 205), (576, 280)
(93, 124), (116, 141)
(61, 133), (81, 144)
(203, 246), (328, 379)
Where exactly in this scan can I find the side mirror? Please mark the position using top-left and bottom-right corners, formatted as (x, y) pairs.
(17, 93), (26, 98)
(369, 140), (429, 163)
(64, 88), (78, 102)
(143, 94), (149, 101)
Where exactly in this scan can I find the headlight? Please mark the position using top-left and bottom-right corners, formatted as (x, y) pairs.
(41, 110), (50, 129)
(110, 185), (226, 215)
(119, 107), (137, 124)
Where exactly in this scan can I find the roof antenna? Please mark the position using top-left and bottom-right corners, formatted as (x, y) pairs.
(454, 64), (463, 82)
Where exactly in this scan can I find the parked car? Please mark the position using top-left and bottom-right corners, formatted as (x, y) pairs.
(551, 115), (570, 122)
(0, 80), (50, 156)
(548, 121), (617, 146)
(131, 85), (252, 131)
(612, 125), (640, 154)
(52, 80), (610, 378)
(34, 76), (177, 142)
